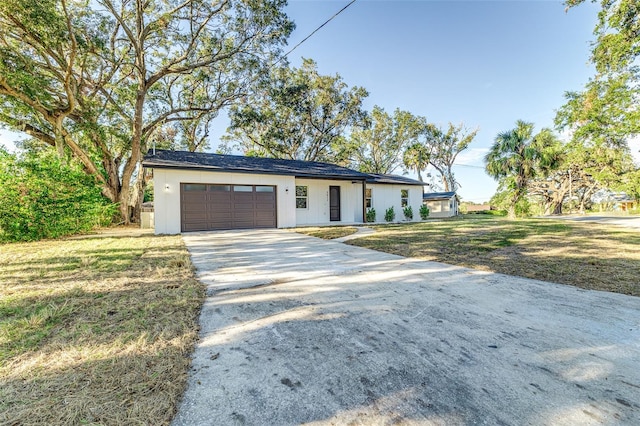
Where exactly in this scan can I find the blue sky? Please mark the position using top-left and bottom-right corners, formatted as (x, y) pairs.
(279, 0), (601, 202)
(0, 0), (603, 202)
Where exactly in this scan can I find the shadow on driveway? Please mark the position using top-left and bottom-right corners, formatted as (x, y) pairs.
(173, 229), (640, 425)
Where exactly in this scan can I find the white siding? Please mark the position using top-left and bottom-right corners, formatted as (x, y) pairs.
(366, 184), (423, 223)
(151, 168), (426, 233)
(294, 179), (364, 226)
(424, 197), (457, 218)
(152, 168), (296, 234)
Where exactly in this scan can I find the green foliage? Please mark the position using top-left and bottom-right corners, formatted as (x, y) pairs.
(0, 0), (294, 222)
(224, 58), (368, 163)
(350, 106), (426, 174)
(470, 210), (507, 217)
(0, 150), (115, 241)
(143, 182), (154, 203)
(485, 121), (563, 218)
(403, 206), (413, 220)
(419, 204), (430, 220)
(384, 206), (395, 222)
(424, 123), (478, 191)
(365, 208), (376, 223)
(403, 142), (430, 182)
(560, 1), (640, 151)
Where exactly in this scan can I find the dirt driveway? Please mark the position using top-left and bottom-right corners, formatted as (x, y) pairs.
(173, 229), (640, 425)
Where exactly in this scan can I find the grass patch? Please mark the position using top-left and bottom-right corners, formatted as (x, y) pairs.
(295, 226), (359, 240)
(349, 215), (640, 296)
(0, 234), (205, 425)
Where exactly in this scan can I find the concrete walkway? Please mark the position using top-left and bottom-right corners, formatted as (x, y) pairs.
(174, 229), (640, 426)
(331, 226), (375, 242)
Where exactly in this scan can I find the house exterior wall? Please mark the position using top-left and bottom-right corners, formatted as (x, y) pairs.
(424, 196), (457, 218)
(366, 184), (423, 223)
(152, 168), (296, 234)
(294, 178), (364, 226)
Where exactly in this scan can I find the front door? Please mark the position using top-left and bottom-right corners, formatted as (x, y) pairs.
(329, 186), (341, 221)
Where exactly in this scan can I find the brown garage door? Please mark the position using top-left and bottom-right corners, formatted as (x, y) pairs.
(180, 184), (276, 232)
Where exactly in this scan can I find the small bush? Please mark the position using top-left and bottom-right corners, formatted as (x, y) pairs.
(403, 206), (413, 220)
(384, 206), (395, 222)
(419, 204), (430, 220)
(366, 208), (376, 223)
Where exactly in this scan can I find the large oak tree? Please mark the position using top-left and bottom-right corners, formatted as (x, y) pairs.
(0, 0), (293, 222)
(349, 106), (426, 175)
(223, 58), (368, 163)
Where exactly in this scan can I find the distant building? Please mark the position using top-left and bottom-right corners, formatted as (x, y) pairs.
(465, 204), (492, 213)
(423, 191), (458, 218)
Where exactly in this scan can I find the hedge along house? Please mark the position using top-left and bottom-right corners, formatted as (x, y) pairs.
(143, 150), (425, 233)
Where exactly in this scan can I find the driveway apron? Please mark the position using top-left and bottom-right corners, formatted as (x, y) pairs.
(173, 229), (640, 426)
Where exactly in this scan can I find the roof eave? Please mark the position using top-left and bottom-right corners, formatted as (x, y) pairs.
(142, 162), (367, 181)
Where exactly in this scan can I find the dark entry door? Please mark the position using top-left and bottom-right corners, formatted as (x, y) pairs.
(329, 186), (341, 221)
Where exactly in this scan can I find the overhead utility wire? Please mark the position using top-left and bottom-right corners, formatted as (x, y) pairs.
(274, 0), (357, 66)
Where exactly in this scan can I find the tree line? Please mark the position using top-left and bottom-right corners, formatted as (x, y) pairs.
(0, 0), (638, 239)
(485, 0), (640, 218)
(220, 58), (477, 191)
(0, 0), (476, 238)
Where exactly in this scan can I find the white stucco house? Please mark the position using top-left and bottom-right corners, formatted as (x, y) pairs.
(142, 150), (425, 234)
(422, 191), (459, 218)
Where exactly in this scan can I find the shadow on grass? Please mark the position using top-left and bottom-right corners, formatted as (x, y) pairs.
(348, 218), (640, 296)
(0, 235), (205, 425)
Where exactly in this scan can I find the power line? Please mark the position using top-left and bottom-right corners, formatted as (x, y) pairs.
(275, 0), (357, 66)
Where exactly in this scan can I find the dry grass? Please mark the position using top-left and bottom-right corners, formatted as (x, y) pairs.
(0, 234), (204, 425)
(294, 226), (359, 240)
(349, 216), (640, 296)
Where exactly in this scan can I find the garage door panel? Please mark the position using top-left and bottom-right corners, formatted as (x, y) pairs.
(182, 221), (209, 232)
(181, 184), (276, 231)
(183, 211), (208, 221)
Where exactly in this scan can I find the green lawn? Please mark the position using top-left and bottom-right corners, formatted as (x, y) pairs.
(0, 234), (204, 425)
(348, 216), (640, 296)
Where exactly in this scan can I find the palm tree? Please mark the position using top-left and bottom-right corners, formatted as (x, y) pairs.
(485, 120), (561, 218)
(403, 142), (431, 182)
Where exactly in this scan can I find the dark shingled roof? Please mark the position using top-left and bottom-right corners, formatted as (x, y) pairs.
(366, 173), (425, 186)
(143, 150), (370, 180)
(423, 191), (457, 201)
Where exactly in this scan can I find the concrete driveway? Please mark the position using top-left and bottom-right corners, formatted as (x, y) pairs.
(173, 229), (640, 426)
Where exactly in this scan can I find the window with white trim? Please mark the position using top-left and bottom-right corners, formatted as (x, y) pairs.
(401, 189), (409, 207)
(365, 188), (372, 208)
(296, 186), (308, 209)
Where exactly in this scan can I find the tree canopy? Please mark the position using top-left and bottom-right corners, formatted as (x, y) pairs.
(222, 58), (368, 163)
(349, 106), (426, 174)
(559, 0), (640, 150)
(424, 123), (477, 191)
(0, 0), (293, 222)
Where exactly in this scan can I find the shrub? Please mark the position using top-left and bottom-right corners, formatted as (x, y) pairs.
(403, 206), (413, 220)
(384, 206), (395, 222)
(0, 150), (116, 241)
(419, 204), (430, 220)
(365, 208), (376, 223)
